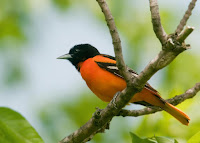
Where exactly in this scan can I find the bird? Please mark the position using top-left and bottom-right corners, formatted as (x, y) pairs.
(57, 44), (190, 125)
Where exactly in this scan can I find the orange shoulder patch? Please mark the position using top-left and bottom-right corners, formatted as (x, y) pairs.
(93, 55), (116, 64)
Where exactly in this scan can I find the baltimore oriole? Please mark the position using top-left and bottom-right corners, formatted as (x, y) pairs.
(57, 44), (190, 125)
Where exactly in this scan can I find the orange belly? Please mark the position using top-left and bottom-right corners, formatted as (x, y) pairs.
(80, 58), (126, 102)
(79, 57), (164, 107)
(76, 56), (190, 125)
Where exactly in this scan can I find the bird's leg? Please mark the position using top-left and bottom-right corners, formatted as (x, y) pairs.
(111, 91), (121, 109)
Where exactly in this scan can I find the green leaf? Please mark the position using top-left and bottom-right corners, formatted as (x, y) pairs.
(155, 136), (174, 143)
(187, 131), (200, 143)
(174, 139), (179, 143)
(52, 0), (72, 10)
(130, 132), (155, 143)
(0, 107), (44, 143)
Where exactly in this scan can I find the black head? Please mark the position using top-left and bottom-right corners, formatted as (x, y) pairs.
(57, 44), (100, 69)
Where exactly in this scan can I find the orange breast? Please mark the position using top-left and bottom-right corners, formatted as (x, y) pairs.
(79, 56), (164, 108)
(79, 57), (126, 102)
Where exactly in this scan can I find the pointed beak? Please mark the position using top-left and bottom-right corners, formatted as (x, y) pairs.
(57, 54), (72, 59)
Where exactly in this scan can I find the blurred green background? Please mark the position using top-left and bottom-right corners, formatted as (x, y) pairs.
(0, 0), (200, 142)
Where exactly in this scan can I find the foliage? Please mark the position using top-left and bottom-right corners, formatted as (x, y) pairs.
(52, 0), (72, 10)
(130, 132), (179, 143)
(130, 132), (155, 143)
(0, 107), (43, 143)
(0, 0), (29, 46)
(0, 0), (200, 143)
(0, 0), (29, 86)
(187, 131), (200, 143)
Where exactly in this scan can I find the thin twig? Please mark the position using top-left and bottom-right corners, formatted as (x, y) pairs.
(149, 0), (167, 45)
(167, 82), (200, 106)
(119, 82), (200, 117)
(177, 26), (195, 43)
(175, 0), (197, 34)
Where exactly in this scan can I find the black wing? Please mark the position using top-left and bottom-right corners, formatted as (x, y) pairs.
(96, 62), (124, 78)
(95, 54), (138, 79)
(95, 54), (160, 96)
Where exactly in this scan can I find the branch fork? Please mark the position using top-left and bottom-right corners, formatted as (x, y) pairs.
(60, 0), (199, 142)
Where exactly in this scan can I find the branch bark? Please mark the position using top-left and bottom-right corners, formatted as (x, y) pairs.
(175, 0), (197, 34)
(96, 0), (131, 82)
(59, 1), (197, 143)
(149, 0), (167, 45)
(177, 26), (195, 43)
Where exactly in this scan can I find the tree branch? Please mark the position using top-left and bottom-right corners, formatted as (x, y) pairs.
(177, 26), (195, 43)
(175, 0), (197, 34)
(119, 82), (200, 117)
(149, 0), (167, 45)
(96, 0), (131, 82)
(59, 1), (197, 143)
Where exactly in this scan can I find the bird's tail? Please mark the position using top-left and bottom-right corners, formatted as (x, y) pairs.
(163, 102), (190, 125)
